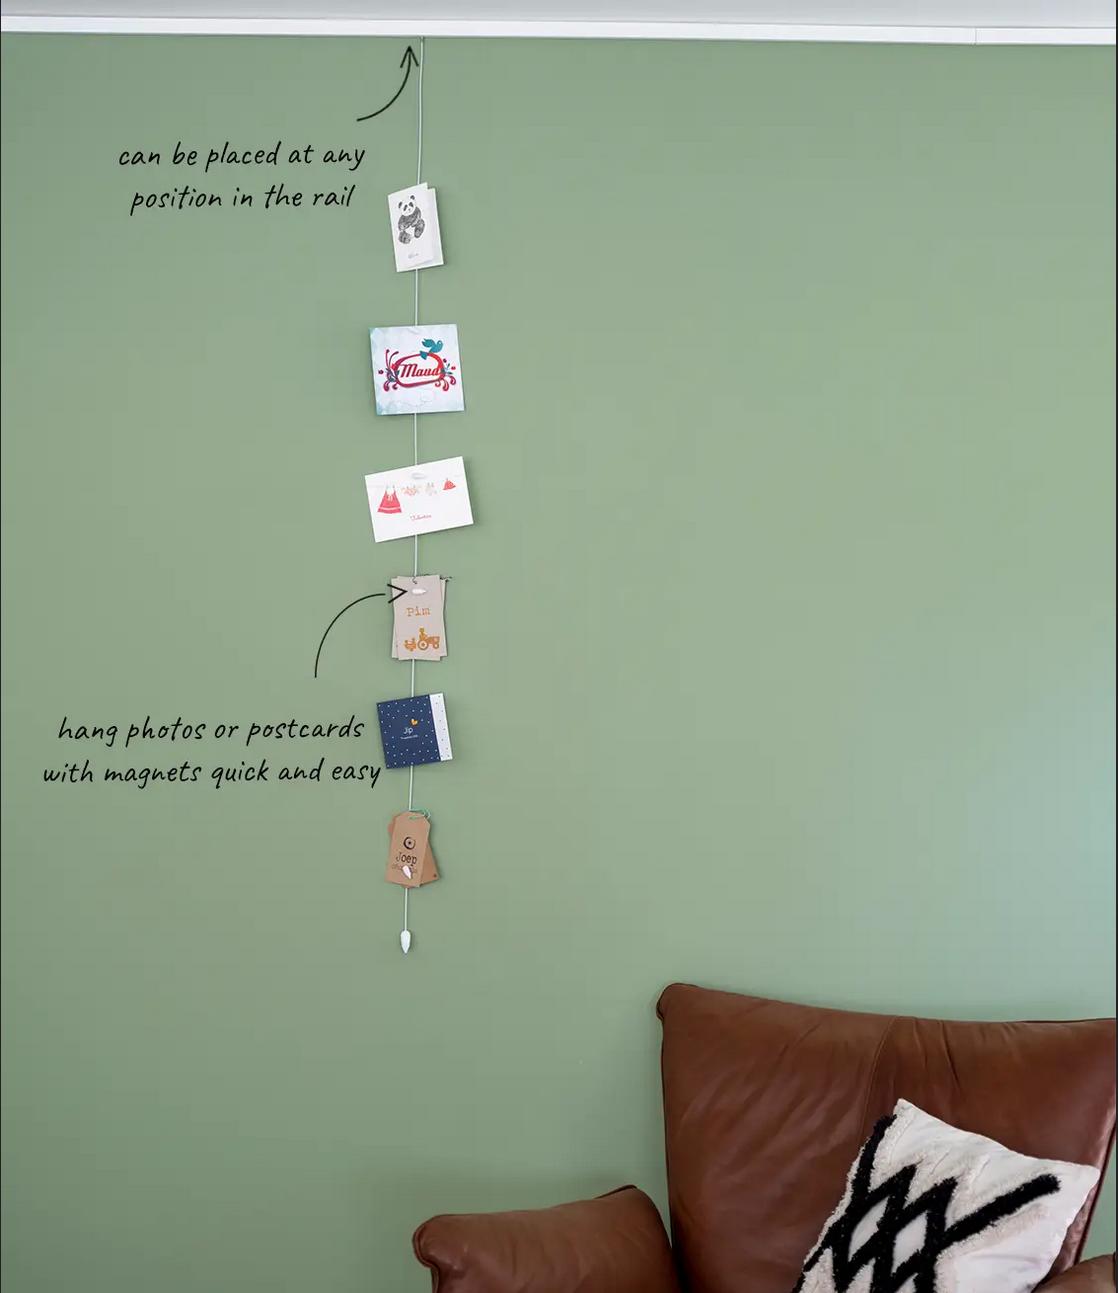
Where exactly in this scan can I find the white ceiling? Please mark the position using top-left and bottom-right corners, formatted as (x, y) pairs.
(0, 0), (1115, 17)
(1, 0), (1114, 18)
(2, 0), (1114, 36)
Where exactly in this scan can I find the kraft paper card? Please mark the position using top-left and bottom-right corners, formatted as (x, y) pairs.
(370, 323), (464, 415)
(386, 811), (439, 888)
(388, 183), (445, 273)
(365, 456), (473, 543)
(390, 575), (447, 660)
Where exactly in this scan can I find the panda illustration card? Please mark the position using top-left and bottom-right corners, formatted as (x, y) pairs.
(387, 183), (444, 273)
(370, 323), (464, 416)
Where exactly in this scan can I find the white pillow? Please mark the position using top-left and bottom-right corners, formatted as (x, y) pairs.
(794, 1098), (1100, 1293)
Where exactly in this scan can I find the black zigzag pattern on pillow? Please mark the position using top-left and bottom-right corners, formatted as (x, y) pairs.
(792, 1115), (1061, 1293)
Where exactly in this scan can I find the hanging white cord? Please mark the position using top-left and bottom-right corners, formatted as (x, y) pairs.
(401, 36), (426, 955)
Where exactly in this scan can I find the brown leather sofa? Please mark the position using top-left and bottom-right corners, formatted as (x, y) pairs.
(414, 984), (1117, 1292)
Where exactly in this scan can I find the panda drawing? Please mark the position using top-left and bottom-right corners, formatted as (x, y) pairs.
(396, 194), (426, 245)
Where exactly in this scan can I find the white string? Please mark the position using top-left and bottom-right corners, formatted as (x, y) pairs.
(402, 36), (426, 951)
(416, 38), (424, 186)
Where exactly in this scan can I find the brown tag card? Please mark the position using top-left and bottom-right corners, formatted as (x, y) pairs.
(385, 811), (439, 888)
(390, 576), (447, 661)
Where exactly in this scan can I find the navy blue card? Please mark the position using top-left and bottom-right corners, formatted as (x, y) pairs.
(376, 693), (453, 770)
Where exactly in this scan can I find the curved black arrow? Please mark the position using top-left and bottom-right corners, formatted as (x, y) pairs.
(313, 593), (386, 678)
(356, 45), (420, 123)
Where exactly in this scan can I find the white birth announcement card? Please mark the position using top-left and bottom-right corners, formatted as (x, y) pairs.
(387, 183), (445, 273)
(370, 323), (464, 416)
(365, 456), (474, 543)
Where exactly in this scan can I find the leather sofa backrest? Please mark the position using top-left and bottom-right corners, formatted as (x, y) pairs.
(657, 984), (1116, 1293)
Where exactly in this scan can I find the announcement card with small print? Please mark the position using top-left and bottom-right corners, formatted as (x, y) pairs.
(370, 323), (464, 416)
(365, 456), (473, 543)
(376, 694), (452, 769)
(387, 183), (444, 273)
(390, 575), (448, 660)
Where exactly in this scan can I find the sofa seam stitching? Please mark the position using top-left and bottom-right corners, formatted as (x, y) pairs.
(857, 1015), (898, 1140)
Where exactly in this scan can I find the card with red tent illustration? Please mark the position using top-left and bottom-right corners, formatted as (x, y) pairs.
(369, 324), (464, 416)
(364, 456), (474, 543)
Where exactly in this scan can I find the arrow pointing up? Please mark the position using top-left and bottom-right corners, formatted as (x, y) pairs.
(356, 45), (420, 123)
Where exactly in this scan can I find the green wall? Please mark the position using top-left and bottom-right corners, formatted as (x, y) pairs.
(1, 33), (1114, 1292)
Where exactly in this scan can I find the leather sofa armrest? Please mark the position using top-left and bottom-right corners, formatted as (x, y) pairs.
(1043, 1255), (1117, 1291)
(412, 1184), (681, 1293)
